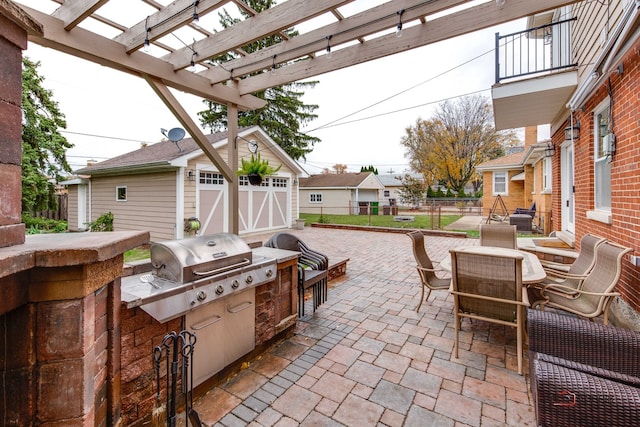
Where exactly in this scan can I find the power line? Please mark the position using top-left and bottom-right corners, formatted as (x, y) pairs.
(306, 46), (496, 133)
(60, 129), (157, 144)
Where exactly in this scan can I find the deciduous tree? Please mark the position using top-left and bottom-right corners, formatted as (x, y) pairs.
(401, 95), (516, 193)
(21, 57), (72, 214)
(198, 0), (320, 160)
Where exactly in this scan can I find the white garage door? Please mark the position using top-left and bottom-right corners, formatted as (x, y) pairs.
(198, 172), (289, 235)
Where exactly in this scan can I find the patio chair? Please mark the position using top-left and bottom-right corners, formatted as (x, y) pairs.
(264, 232), (328, 317)
(538, 233), (606, 274)
(530, 240), (632, 325)
(479, 223), (517, 249)
(407, 231), (451, 312)
(514, 201), (536, 217)
(450, 249), (528, 374)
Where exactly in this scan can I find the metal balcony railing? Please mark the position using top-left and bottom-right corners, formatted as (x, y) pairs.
(495, 18), (577, 84)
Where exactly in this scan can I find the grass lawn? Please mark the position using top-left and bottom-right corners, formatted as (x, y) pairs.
(299, 213), (463, 231)
(124, 247), (150, 262)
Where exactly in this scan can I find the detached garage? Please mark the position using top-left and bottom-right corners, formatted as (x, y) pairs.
(64, 126), (306, 241)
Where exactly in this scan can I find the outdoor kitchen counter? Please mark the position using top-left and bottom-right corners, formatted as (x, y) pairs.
(253, 246), (300, 263)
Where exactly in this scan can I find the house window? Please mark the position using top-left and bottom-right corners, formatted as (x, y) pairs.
(383, 190), (390, 197)
(272, 178), (287, 188)
(309, 193), (323, 203)
(116, 186), (127, 201)
(238, 176), (249, 186)
(493, 172), (507, 195)
(542, 157), (552, 192)
(199, 171), (224, 185)
(594, 100), (611, 211)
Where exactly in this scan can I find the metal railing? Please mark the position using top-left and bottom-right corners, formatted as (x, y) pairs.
(495, 18), (577, 84)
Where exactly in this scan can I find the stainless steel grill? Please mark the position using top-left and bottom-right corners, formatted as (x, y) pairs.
(121, 233), (276, 323)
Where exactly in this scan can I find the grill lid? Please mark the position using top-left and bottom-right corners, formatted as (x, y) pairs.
(151, 233), (252, 283)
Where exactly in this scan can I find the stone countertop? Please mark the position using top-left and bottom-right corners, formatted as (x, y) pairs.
(0, 231), (150, 279)
(253, 246), (300, 263)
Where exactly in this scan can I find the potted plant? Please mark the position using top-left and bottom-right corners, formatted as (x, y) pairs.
(236, 153), (281, 185)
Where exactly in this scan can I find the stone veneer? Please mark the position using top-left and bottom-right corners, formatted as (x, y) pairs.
(0, 231), (149, 426)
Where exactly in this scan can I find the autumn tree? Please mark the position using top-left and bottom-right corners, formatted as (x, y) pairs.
(395, 174), (426, 208)
(332, 164), (347, 174)
(400, 95), (515, 193)
(21, 57), (73, 215)
(198, 0), (320, 160)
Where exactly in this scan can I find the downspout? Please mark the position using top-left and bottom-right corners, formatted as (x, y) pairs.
(176, 168), (185, 239)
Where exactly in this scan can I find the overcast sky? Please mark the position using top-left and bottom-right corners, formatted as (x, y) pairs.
(22, 2), (538, 175)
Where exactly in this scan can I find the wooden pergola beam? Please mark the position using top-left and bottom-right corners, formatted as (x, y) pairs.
(23, 5), (266, 111)
(199, 0), (469, 85)
(164, 0), (353, 70)
(114, 0), (228, 53)
(238, 0), (581, 94)
(52, 0), (108, 30)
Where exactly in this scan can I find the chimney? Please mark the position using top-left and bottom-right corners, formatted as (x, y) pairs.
(86, 159), (98, 166)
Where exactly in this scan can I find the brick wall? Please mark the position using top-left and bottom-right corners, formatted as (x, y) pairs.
(552, 38), (640, 314)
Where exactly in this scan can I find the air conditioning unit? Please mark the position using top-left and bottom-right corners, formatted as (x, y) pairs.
(603, 133), (616, 155)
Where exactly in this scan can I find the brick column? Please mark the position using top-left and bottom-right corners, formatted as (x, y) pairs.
(0, 4), (42, 248)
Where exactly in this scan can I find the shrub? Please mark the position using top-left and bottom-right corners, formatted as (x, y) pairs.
(22, 213), (67, 233)
(88, 211), (114, 232)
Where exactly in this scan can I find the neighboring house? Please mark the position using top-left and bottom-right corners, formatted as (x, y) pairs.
(477, 127), (553, 234)
(63, 126), (306, 241)
(299, 172), (384, 215)
(491, 2), (640, 327)
(376, 173), (422, 207)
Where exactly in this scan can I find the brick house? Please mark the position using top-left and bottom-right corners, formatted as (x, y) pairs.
(491, 2), (640, 328)
(477, 127), (554, 235)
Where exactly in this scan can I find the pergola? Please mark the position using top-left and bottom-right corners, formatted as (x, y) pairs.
(18, 0), (577, 233)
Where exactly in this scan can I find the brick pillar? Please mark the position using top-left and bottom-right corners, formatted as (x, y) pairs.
(0, 5), (43, 248)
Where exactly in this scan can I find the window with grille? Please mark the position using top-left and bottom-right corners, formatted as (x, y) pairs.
(310, 193), (323, 203)
(199, 171), (224, 185)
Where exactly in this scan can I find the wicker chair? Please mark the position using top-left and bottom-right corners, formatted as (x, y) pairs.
(264, 232), (328, 317)
(450, 249), (528, 374)
(539, 233), (606, 274)
(530, 234), (607, 301)
(407, 231), (450, 312)
(479, 223), (517, 249)
(528, 309), (640, 427)
(530, 240), (632, 325)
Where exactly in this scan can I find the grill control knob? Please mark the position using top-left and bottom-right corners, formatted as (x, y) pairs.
(266, 269), (273, 278)
(215, 285), (224, 295)
(197, 290), (207, 301)
(245, 275), (253, 284)
(231, 279), (240, 289)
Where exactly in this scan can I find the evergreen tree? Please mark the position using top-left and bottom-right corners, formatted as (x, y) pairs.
(198, 0), (319, 160)
(21, 57), (72, 214)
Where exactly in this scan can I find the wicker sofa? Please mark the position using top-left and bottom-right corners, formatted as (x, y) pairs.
(527, 309), (640, 426)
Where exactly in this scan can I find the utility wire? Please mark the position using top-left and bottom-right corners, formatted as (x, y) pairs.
(306, 46), (496, 133)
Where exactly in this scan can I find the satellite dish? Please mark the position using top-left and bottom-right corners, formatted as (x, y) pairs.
(161, 127), (186, 152)
(167, 128), (185, 142)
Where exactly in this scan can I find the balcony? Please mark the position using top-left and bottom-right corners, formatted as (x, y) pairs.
(492, 18), (578, 130)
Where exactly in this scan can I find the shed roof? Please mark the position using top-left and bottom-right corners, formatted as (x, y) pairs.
(299, 172), (377, 188)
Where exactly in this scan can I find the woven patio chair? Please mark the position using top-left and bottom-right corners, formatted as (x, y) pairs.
(407, 231), (451, 312)
(528, 309), (640, 426)
(479, 223), (517, 249)
(539, 233), (606, 274)
(530, 240), (632, 325)
(264, 232), (328, 317)
(530, 234), (607, 304)
(450, 249), (528, 374)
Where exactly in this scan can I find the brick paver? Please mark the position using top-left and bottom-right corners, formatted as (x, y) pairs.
(185, 227), (536, 426)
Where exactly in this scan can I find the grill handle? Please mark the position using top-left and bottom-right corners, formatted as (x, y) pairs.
(227, 301), (253, 314)
(192, 258), (251, 277)
(190, 315), (222, 331)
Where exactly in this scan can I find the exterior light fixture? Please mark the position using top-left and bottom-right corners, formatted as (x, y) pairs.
(187, 169), (196, 181)
(144, 16), (151, 52)
(192, 1), (200, 28)
(396, 10), (405, 38)
(564, 121), (580, 140)
(325, 35), (332, 59)
(271, 55), (277, 75)
(545, 141), (555, 157)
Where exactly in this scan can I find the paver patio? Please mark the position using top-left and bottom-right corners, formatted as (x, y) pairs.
(183, 227), (536, 426)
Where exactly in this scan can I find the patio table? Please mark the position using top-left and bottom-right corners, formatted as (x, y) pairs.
(440, 246), (546, 285)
